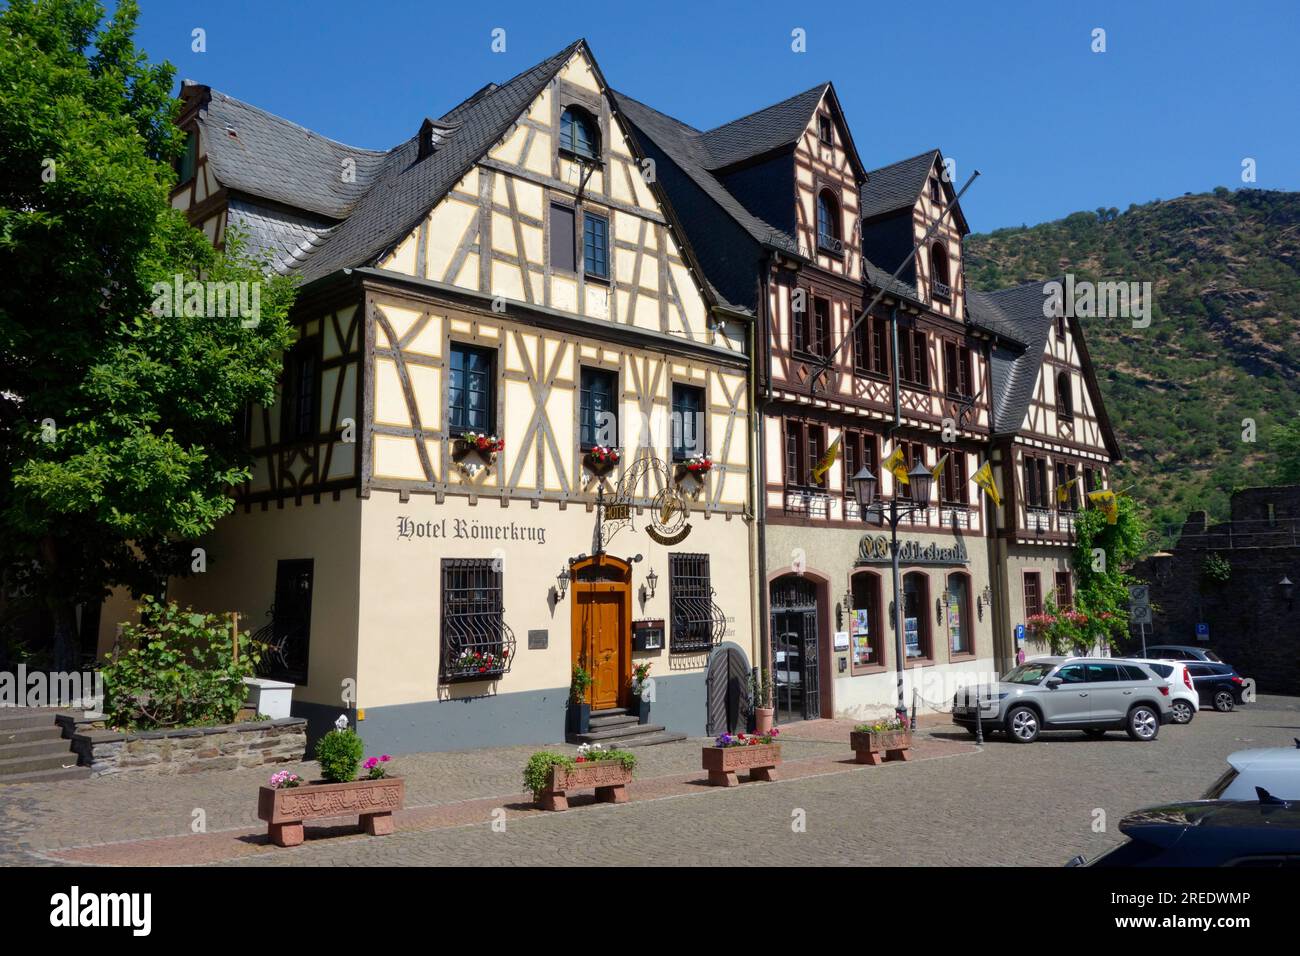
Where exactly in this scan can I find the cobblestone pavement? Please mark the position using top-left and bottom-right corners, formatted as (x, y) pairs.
(3, 696), (1297, 866)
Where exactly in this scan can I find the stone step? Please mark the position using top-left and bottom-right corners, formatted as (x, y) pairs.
(0, 765), (92, 785)
(0, 751), (80, 776)
(0, 710), (61, 732)
(610, 730), (688, 748)
(590, 707), (630, 717)
(0, 725), (66, 745)
(574, 723), (667, 744)
(588, 713), (640, 731)
(0, 738), (74, 760)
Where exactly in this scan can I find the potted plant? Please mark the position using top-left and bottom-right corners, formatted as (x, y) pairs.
(256, 715), (405, 846)
(524, 744), (636, 811)
(675, 454), (713, 489)
(583, 444), (621, 477)
(701, 728), (781, 786)
(850, 714), (912, 765)
(566, 662), (592, 736)
(749, 668), (774, 733)
(629, 661), (652, 723)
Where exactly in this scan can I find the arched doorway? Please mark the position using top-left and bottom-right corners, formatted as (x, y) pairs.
(705, 643), (752, 735)
(770, 574), (821, 722)
(570, 554), (632, 711)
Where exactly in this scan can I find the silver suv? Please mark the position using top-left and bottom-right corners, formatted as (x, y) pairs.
(952, 657), (1173, 743)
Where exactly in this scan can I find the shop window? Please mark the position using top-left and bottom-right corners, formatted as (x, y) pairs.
(440, 558), (514, 682)
(671, 383), (705, 460)
(946, 573), (971, 656)
(280, 338), (318, 443)
(1023, 572), (1042, 618)
(449, 342), (495, 434)
(902, 571), (931, 660)
(669, 553), (716, 653)
(850, 572), (883, 672)
(579, 367), (617, 449)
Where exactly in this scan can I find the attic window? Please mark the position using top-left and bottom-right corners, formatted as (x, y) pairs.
(817, 115), (833, 145)
(560, 106), (600, 161)
(225, 124), (238, 139)
(816, 190), (842, 255)
(176, 131), (197, 184)
(416, 118), (457, 161)
(930, 176), (942, 202)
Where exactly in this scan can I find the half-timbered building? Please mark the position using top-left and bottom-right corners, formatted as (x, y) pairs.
(102, 41), (761, 752)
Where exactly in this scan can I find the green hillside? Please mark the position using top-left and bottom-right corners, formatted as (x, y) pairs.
(965, 188), (1300, 543)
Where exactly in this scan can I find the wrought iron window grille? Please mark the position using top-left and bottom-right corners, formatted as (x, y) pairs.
(669, 553), (725, 653)
(440, 558), (517, 683)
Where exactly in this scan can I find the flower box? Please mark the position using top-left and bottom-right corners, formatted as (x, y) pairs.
(452, 432), (504, 465)
(538, 761), (632, 812)
(257, 776), (405, 847)
(701, 742), (781, 787)
(583, 446), (620, 477)
(850, 729), (912, 766)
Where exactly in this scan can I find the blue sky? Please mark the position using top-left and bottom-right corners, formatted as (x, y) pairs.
(131, 0), (1299, 231)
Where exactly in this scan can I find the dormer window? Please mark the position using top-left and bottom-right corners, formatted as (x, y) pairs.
(176, 130), (197, 184)
(816, 189), (842, 255)
(560, 106), (600, 161)
(931, 242), (951, 301)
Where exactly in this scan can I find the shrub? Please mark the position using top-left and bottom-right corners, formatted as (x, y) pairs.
(315, 728), (364, 783)
(101, 597), (260, 730)
(523, 751), (574, 798)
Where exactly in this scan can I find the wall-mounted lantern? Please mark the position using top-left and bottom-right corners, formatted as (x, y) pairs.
(640, 567), (658, 605)
(555, 567), (570, 601)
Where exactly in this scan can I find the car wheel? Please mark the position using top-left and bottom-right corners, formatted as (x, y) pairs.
(1171, 700), (1195, 724)
(1083, 728), (1107, 738)
(1006, 706), (1040, 743)
(1213, 690), (1235, 713)
(1125, 705), (1160, 741)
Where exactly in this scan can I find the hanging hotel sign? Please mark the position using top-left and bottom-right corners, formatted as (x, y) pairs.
(601, 456), (692, 548)
(856, 534), (968, 566)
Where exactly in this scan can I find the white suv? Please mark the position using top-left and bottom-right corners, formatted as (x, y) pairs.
(1203, 744), (1300, 800)
(1123, 658), (1198, 725)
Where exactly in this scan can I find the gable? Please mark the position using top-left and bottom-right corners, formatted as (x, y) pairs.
(376, 47), (726, 350)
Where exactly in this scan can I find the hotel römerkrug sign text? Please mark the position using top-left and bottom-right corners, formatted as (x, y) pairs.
(396, 516), (546, 545)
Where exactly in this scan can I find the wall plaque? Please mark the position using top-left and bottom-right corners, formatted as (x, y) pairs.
(528, 629), (548, 650)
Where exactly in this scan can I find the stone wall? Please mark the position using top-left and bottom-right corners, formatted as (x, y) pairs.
(65, 717), (307, 777)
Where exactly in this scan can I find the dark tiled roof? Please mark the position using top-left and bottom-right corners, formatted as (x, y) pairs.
(225, 197), (336, 275)
(295, 41), (583, 282)
(862, 257), (921, 305)
(966, 280), (1054, 434)
(859, 150), (939, 221)
(199, 91), (386, 219)
(697, 83), (829, 169)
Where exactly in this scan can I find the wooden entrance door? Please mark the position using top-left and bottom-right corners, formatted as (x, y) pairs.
(570, 556), (631, 710)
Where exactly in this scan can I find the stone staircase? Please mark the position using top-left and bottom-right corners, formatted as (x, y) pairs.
(571, 707), (687, 748)
(0, 708), (90, 784)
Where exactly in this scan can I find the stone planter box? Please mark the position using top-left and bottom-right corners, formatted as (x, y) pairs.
(243, 677), (294, 719)
(850, 729), (912, 765)
(68, 717), (307, 777)
(258, 777), (405, 847)
(701, 743), (781, 787)
(538, 761), (631, 811)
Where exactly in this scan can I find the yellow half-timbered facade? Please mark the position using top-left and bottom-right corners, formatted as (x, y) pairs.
(110, 41), (761, 753)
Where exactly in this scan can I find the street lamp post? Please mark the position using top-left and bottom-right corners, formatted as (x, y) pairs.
(851, 462), (935, 726)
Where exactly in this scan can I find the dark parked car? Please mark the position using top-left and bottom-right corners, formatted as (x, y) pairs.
(1068, 796), (1300, 866)
(1146, 644), (1224, 664)
(1186, 662), (1249, 712)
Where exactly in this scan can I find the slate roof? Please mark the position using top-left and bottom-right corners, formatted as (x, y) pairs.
(859, 150), (940, 221)
(197, 89), (387, 219)
(294, 40), (583, 283)
(225, 197), (337, 275)
(697, 83), (830, 169)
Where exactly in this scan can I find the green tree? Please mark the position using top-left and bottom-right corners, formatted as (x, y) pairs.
(1070, 495), (1149, 652)
(0, 0), (296, 667)
(1269, 420), (1300, 485)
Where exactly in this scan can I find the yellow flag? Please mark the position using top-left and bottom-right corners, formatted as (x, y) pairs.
(972, 460), (1001, 507)
(1055, 476), (1079, 505)
(931, 452), (950, 485)
(811, 434), (841, 483)
(1088, 489), (1118, 524)
(882, 445), (909, 485)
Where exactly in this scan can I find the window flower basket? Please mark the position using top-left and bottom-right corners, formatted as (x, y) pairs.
(583, 444), (621, 477)
(444, 646), (510, 682)
(850, 716), (912, 765)
(701, 729), (780, 786)
(452, 431), (504, 465)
